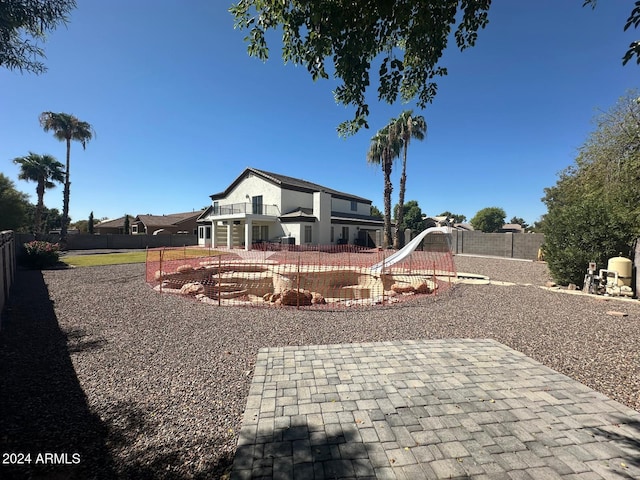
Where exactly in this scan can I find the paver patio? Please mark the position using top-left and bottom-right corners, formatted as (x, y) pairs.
(231, 339), (640, 479)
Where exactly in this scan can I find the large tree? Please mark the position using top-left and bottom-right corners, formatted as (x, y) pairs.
(0, 173), (30, 230)
(394, 199), (426, 236)
(367, 123), (401, 248)
(12, 152), (64, 234)
(542, 91), (640, 284)
(230, 0), (490, 135)
(392, 110), (427, 248)
(470, 207), (506, 233)
(39, 111), (94, 243)
(0, 0), (77, 74)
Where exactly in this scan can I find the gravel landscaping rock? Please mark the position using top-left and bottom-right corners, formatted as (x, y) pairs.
(1, 256), (639, 479)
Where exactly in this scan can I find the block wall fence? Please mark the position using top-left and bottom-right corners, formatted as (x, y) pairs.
(15, 232), (545, 260)
(16, 233), (198, 251)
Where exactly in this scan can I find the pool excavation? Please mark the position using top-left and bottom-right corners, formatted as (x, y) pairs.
(146, 228), (456, 308)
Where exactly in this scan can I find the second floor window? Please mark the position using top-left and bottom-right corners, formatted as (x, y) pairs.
(350, 200), (357, 211)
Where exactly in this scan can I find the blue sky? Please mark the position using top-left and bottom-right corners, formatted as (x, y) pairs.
(1, 0), (637, 227)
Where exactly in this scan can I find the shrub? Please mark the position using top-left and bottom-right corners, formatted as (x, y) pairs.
(22, 240), (60, 269)
(543, 198), (635, 286)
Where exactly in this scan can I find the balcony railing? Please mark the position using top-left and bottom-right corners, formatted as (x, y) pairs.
(212, 202), (279, 216)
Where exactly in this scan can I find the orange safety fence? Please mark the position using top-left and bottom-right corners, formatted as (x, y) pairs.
(145, 241), (456, 309)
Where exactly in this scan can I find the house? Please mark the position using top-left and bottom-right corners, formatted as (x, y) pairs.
(196, 167), (384, 250)
(130, 211), (203, 235)
(93, 211), (203, 235)
(93, 216), (127, 235)
(498, 223), (525, 233)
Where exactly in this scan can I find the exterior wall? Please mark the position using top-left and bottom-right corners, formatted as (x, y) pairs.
(281, 189), (313, 214)
(222, 175), (282, 212)
(313, 192), (332, 244)
(331, 197), (370, 216)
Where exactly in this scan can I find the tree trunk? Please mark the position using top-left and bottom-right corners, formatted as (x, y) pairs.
(60, 137), (71, 245)
(35, 182), (45, 235)
(383, 158), (393, 248)
(394, 147), (408, 249)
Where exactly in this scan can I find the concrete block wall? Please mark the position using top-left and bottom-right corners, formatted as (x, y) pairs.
(16, 233), (198, 251)
(446, 230), (544, 260)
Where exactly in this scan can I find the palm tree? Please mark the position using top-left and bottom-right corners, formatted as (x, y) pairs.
(367, 123), (401, 248)
(12, 152), (65, 234)
(39, 112), (95, 243)
(393, 110), (427, 248)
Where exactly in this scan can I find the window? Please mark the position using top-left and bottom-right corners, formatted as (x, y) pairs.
(341, 226), (349, 243)
(330, 226), (334, 242)
(304, 225), (312, 243)
(205, 226), (211, 239)
(350, 200), (357, 211)
(252, 225), (269, 241)
(213, 201), (219, 214)
(132, 225), (138, 234)
(199, 226), (204, 239)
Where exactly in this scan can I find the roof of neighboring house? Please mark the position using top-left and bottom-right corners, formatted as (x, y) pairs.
(95, 217), (126, 228)
(133, 211), (203, 228)
(499, 223), (525, 233)
(211, 167), (372, 204)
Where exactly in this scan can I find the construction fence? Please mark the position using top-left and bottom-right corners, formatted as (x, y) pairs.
(146, 240), (456, 309)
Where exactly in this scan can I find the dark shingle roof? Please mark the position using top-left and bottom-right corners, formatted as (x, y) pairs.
(211, 167), (372, 204)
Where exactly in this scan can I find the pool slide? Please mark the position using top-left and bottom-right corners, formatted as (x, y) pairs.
(370, 226), (452, 273)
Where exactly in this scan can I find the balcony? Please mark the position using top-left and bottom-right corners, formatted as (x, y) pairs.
(211, 202), (280, 217)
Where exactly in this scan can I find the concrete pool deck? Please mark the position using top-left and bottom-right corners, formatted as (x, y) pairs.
(230, 339), (640, 479)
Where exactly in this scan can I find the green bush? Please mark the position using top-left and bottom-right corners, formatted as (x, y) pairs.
(22, 240), (60, 269)
(543, 198), (635, 286)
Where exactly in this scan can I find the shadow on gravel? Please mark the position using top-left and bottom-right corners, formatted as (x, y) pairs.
(0, 268), (116, 480)
(102, 400), (235, 479)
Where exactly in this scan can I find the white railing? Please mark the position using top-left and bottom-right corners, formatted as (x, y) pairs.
(212, 203), (280, 216)
(1, 230), (16, 316)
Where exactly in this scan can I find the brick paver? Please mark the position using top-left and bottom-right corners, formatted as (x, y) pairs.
(231, 339), (640, 479)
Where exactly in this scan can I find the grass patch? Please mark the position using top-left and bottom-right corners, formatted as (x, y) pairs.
(62, 252), (148, 267)
(62, 248), (224, 267)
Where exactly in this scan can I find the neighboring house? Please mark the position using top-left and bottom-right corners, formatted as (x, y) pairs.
(131, 211), (203, 235)
(197, 167), (384, 250)
(93, 211), (203, 235)
(93, 216), (127, 235)
(423, 216), (473, 231)
(498, 223), (525, 233)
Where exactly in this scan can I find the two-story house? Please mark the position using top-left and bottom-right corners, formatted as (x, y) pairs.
(196, 167), (383, 250)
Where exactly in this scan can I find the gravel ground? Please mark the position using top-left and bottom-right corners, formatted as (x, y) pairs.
(1, 256), (639, 479)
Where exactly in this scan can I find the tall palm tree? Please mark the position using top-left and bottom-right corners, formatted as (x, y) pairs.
(39, 112), (95, 243)
(393, 110), (427, 248)
(12, 152), (65, 235)
(367, 123), (401, 248)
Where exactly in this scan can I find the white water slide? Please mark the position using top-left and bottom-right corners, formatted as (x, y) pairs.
(370, 226), (452, 273)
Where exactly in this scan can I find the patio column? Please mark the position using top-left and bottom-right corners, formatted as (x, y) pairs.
(211, 220), (217, 248)
(244, 219), (252, 251)
(226, 222), (232, 248)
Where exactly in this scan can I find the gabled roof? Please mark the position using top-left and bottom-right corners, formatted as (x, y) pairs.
(211, 167), (372, 204)
(95, 216), (126, 228)
(133, 211), (203, 227)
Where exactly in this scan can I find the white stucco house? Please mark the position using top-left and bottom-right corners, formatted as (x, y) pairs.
(196, 167), (384, 250)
